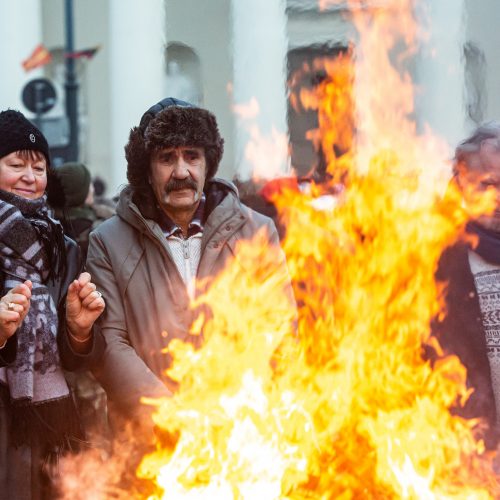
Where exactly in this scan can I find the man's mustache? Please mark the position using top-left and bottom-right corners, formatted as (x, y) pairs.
(165, 178), (198, 193)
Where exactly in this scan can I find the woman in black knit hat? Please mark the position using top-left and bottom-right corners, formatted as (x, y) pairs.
(0, 109), (106, 499)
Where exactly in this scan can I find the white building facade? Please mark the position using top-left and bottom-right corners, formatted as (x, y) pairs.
(0, 0), (499, 195)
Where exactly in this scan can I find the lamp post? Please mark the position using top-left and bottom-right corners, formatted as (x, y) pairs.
(64, 0), (79, 161)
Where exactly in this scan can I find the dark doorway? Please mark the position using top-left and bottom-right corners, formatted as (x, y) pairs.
(287, 44), (352, 178)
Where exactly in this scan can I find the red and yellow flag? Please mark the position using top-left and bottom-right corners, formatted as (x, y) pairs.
(22, 44), (52, 72)
(65, 46), (100, 60)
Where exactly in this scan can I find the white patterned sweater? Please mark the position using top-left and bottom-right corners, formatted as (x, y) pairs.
(468, 250), (500, 425)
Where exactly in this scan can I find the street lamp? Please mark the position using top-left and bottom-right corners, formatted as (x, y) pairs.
(64, 0), (79, 161)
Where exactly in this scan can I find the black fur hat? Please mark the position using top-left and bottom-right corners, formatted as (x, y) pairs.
(125, 97), (224, 213)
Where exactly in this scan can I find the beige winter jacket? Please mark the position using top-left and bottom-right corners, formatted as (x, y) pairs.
(86, 179), (294, 416)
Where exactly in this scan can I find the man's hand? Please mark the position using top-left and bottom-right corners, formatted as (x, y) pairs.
(66, 272), (105, 347)
(0, 280), (32, 347)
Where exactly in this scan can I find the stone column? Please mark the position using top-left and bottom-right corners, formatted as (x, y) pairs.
(0, 0), (43, 112)
(231, 0), (290, 180)
(109, 0), (166, 191)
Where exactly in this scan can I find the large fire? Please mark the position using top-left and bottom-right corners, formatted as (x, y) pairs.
(60, 1), (500, 498)
(135, 1), (498, 498)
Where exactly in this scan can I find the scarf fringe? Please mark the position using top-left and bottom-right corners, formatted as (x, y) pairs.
(9, 393), (84, 450)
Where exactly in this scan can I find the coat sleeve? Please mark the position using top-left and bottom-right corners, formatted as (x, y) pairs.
(58, 320), (106, 371)
(56, 237), (106, 371)
(265, 217), (298, 326)
(225, 210), (297, 334)
(0, 270), (17, 366)
(86, 231), (171, 418)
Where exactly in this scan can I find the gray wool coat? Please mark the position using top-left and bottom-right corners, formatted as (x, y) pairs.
(86, 179), (295, 417)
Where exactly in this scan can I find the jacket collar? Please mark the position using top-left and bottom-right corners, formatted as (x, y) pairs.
(116, 178), (242, 236)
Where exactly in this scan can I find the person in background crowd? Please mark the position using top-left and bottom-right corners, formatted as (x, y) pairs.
(86, 97), (295, 427)
(235, 146), (347, 241)
(0, 109), (105, 500)
(92, 175), (106, 199)
(432, 121), (500, 451)
(92, 175), (117, 208)
(53, 162), (115, 258)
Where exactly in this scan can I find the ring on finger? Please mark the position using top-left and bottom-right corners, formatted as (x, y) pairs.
(7, 302), (15, 311)
(95, 291), (102, 299)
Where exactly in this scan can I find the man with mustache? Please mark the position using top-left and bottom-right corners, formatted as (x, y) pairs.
(86, 98), (295, 423)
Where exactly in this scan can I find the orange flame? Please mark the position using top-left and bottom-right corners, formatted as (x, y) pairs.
(58, 1), (500, 498)
(233, 97), (291, 181)
(137, 1), (498, 498)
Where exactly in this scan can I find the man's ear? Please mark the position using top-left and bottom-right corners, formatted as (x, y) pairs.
(451, 161), (477, 197)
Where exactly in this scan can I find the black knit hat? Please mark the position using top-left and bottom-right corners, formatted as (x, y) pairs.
(0, 109), (50, 165)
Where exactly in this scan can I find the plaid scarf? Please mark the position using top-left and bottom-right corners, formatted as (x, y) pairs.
(0, 190), (81, 448)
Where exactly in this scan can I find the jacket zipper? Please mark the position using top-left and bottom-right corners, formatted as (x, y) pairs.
(182, 239), (196, 299)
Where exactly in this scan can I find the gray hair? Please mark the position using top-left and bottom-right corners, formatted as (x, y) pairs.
(454, 121), (500, 174)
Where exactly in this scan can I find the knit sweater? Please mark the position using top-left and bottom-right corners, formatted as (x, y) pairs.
(166, 233), (202, 299)
(468, 250), (500, 426)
